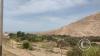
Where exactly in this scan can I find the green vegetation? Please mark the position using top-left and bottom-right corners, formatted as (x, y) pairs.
(9, 33), (17, 39)
(9, 31), (100, 43)
(22, 40), (33, 50)
(83, 46), (100, 56)
(9, 31), (100, 55)
(67, 46), (100, 56)
(67, 46), (83, 56)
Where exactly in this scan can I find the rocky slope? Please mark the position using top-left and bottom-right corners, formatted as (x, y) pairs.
(40, 13), (100, 37)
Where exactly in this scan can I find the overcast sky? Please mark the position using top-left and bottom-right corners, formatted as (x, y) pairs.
(3, 0), (100, 32)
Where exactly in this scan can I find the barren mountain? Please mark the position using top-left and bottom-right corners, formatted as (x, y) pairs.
(39, 13), (100, 37)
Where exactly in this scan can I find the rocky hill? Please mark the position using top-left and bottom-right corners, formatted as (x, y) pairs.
(39, 13), (100, 37)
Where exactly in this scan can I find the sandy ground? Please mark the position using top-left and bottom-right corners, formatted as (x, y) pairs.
(2, 39), (68, 56)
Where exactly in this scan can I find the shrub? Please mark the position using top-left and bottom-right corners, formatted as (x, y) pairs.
(65, 37), (79, 46)
(67, 47), (83, 56)
(22, 40), (33, 50)
(83, 46), (100, 56)
(67, 46), (100, 56)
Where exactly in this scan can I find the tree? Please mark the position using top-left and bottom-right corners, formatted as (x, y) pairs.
(17, 31), (25, 37)
(17, 31), (26, 40)
(9, 33), (17, 39)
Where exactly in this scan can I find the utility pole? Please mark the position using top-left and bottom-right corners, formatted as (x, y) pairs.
(0, 0), (3, 56)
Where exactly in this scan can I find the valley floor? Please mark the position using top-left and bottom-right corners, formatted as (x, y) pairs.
(2, 39), (68, 56)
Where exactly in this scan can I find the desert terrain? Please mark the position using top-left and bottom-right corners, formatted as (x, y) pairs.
(2, 13), (100, 56)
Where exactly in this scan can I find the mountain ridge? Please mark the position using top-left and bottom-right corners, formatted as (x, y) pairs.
(36, 13), (100, 37)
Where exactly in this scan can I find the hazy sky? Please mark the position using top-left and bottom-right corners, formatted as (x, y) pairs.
(4, 0), (100, 32)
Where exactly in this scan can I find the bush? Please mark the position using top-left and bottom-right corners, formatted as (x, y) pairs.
(65, 37), (79, 46)
(67, 47), (83, 56)
(67, 46), (100, 56)
(22, 40), (33, 50)
(83, 46), (100, 56)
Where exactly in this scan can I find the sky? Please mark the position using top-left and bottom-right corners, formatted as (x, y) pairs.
(3, 0), (100, 32)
